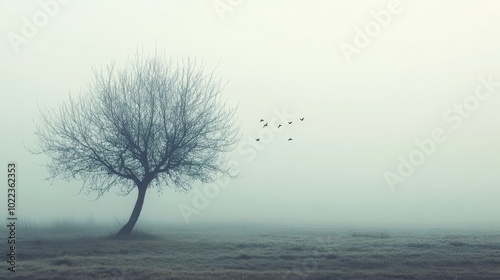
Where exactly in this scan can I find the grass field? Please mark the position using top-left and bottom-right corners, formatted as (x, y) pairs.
(3, 221), (500, 279)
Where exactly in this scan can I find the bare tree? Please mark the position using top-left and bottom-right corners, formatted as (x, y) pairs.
(33, 53), (240, 237)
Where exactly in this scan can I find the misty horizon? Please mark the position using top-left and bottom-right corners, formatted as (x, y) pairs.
(1, 0), (499, 233)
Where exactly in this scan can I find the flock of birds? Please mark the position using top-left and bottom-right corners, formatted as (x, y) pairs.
(255, 117), (305, 142)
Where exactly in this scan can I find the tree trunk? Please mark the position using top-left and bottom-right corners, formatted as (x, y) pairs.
(116, 185), (147, 237)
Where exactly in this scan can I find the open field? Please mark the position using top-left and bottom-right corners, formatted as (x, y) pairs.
(3, 222), (500, 279)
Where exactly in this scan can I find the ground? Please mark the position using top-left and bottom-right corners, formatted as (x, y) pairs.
(3, 221), (500, 279)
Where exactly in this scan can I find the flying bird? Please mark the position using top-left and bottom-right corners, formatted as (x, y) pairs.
(300, 117), (304, 121)
(278, 124), (282, 128)
(255, 138), (260, 141)
(260, 119), (264, 122)
(263, 122), (268, 128)
(288, 121), (292, 124)
(288, 138), (293, 141)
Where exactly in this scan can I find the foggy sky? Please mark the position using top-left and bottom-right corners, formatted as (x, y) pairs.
(1, 0), (499, 228)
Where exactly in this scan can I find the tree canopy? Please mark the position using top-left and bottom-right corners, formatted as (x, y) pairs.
(33, 53), (240, 236)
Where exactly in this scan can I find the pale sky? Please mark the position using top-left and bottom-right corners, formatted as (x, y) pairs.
(1, 0), (499, 228)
